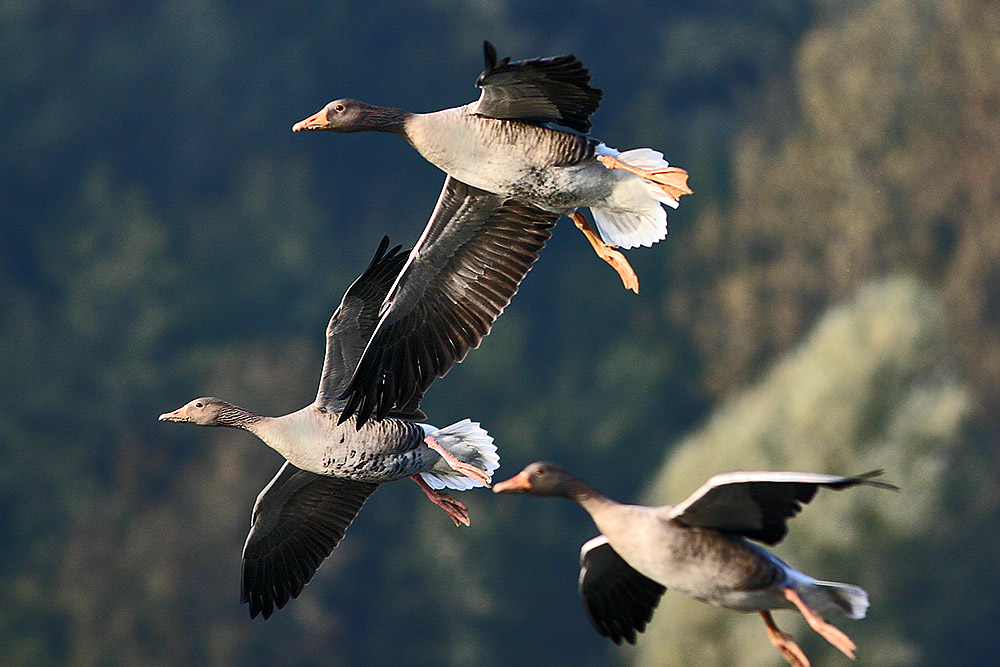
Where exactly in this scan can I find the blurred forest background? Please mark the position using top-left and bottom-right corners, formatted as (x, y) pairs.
(2, 0), (998, 665)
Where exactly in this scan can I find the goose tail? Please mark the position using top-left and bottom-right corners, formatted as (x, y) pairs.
(419, 420), (498, 491)
(590, 144), (692, 249)
(612, 146), (693, 207)
(798, 579), (870, 620)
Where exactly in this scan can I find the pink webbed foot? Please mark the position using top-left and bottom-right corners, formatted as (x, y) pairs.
(760, 610), (811, 667)
(424, 435), (492, 487)
(784, 588), (858, 660)
(596, 154), (693, 203)
(409, 474), (471, 526)
(569, 211), (640, 293)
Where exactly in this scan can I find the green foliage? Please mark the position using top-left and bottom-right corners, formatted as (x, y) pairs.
(668, 0), (1000, 415)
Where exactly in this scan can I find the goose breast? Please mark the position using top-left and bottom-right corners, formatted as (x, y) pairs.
(259, 407), (434, 481)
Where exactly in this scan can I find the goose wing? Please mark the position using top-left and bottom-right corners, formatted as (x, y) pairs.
(668, 471), (897, 545)
(339, 176), (557, 428)
(314, 237), (425, 419)
(472, 40), (603, 133)
(579, 535), (667, 645)
(241, 462), (378, 619)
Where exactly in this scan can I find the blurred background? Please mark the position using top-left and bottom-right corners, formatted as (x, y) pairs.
(2, 1), (998, 665)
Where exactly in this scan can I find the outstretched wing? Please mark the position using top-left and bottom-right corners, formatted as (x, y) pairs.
(668, 471), (898, 545)
(339, 176), (557, 428)
(314, 237), (424, 419)
(472, 40), (603, 133)
(241, 462), (378, 619)
(578, 535), (667, 645)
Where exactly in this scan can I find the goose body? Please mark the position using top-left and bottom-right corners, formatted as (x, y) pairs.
(495, 462), (897, 666)
(401, 105), (608, 209)
(294, 41), (692, 293)
(584, 502), (781, 611)
(232, 406), (440, 481)
(159, 235), (542, 619)
(405, 107), (675, 228)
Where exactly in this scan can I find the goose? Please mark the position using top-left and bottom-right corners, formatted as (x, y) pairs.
(293, 40), (692, 294)
(159, 229), (552, 619)
(494, 462), (898, 667)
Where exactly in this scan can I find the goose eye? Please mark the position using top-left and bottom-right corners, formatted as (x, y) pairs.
(195, 401), (203, 408)
(333, 103), (345, 113)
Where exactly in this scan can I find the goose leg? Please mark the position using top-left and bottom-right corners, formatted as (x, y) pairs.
(596, 154), (693, 202)
(783, 588), (858, 660)
(423, 435), (492, 487)
(760, 610), (811, 667)
(409, 475), (470, 526)
(569, 211), (640, 293)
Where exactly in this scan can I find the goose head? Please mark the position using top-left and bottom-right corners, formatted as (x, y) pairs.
(159, 397), (250, 427)
(292, 98), (410, 134)
(493, 461), (583, 498)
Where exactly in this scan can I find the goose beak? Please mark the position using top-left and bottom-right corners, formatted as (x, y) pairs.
(292, 107), (330, 132)
(493, 470), (532, 494)
(158, 405), (189, 422)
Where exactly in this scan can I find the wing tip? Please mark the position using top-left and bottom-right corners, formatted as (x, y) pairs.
(850, 469), (900, 491)
(483, 40), (496, 69)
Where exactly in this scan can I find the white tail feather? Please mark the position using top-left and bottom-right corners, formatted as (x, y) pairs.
(589, 144), (685, 249)
(594, 142), (619, 157)
(801, 580), (870, 620)
(616, 147), (670, 170)
(591, 205), (667, 249)
(419, 419), (498, 491)
(617, 148), (688, 208)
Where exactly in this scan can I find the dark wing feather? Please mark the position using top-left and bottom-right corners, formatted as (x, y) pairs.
(338, 176), (557, 428)
(472, 40), (603, 133)
(241, 462), (378, 619)
(314, 237), (424, 420)
(668, 471), (898, 545)
(579, 536), (666, 645)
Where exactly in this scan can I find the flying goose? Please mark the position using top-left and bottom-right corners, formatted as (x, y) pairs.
(159, 229), (552, 618)
(293, 40), (692, 294)
(494, 462), (897, 666)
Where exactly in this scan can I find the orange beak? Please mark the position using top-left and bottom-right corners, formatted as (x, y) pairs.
(158, 405), (190, 422)
(292, 107), (330, 132)
(492, 470), (533, 494)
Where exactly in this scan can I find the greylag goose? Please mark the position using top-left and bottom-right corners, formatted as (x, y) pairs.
(293, 41), (692, 294)
(159, 233), (549, 618)
(494, 462), (898, 666)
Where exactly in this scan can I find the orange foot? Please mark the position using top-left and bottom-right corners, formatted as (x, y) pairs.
(597, 154), (693, 203)
(760, 610), (811, 667)
(570, 211), (639, 293)
(424, 436), (491, 487)
(784, 588), (858, 660)
(409, 474), (471, 526)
